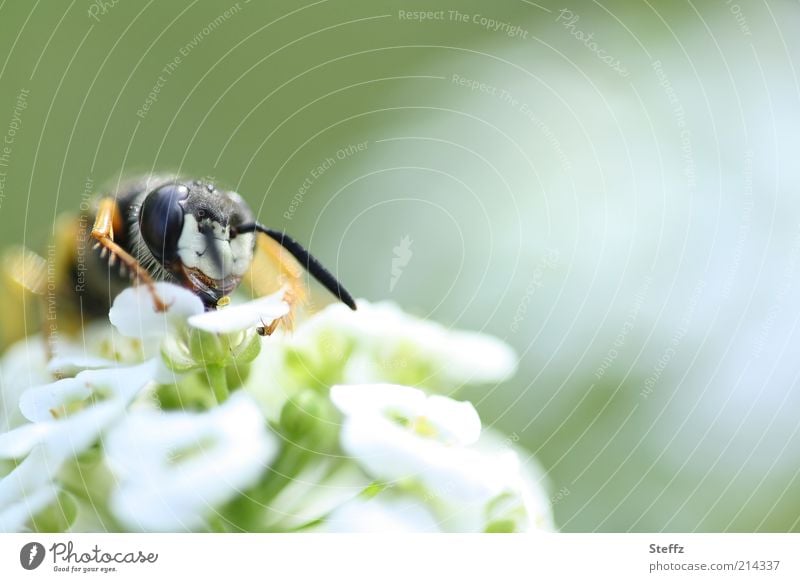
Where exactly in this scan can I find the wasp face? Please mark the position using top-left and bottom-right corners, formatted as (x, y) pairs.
(138, 180), (256, 307)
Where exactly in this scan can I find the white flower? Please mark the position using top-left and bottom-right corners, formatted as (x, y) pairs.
(0, 360), (161, 532)
(105, 392), (278, 531)
(19, 360), (159, 423)
(241, 298), (519, 425)
(331, 383), (550, 532)
(188, 289), (289, 334)
(109, 283), (204, 340)
(466, 430), (554, 532)
(292, 301), (518, 386)
(49, 320), (158, 370)
(110, 282), (288, 336)
(47, 355), (119, 378)
(0, 283), (550, 533)
(320, 493), (441, 532)
(331, 383), (481, 448)
(331, 384), (486, 494)
(0, 400), (126, 532)
(239, 341), (294, 423)
(0, 339), (50, 432)
(261, 460), (370, 531)
(0, 481), (58, 533)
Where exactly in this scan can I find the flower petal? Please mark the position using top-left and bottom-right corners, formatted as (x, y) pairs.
(0, 339), (50, 432)
(294, 300), (518, 387)
(0, 423), (53, 459)
(0, 484), (58, 533)
(19, 360), (158, 422)
(426, 394), (482, 445)
(338, 415), (511, 500)
(331, 383), (481, 445)
(46, 355), (118, 377)
(330, 383), (426, 419)
(264, 461), (369, 531)
(0, 448), (56, 514)
(187, 290), (289, 334)
(106, 392), (278, 531)
(18, 378), (92, 423)
(0, 401), (125, 532)
(109, 283), (204, 339)
(329, 382), (550, 532)
(321, 493), (441, 532)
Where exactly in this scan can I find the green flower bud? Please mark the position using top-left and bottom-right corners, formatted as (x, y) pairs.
(31, 490), (77, 533)
(189, 328), (226, 365)
(484, 519), (516, 533)
(161, 330), (199, 372)
(279, 389), (339, 448)
(228, 329), (261, 365)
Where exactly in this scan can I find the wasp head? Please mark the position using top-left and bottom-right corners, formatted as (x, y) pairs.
(138, 179), (256, 308)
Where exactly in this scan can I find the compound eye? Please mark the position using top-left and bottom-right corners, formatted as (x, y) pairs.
(139, 183), (189, 265)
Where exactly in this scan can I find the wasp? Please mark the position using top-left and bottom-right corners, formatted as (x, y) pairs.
(1, 175), (356, 349)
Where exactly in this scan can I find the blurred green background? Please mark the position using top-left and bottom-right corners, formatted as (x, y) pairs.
(1, 0), (799, 531)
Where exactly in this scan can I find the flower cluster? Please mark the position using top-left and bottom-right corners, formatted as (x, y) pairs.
(0, 283), (552, 532)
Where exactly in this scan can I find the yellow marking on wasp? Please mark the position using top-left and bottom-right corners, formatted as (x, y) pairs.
(91, 197), (169, 312)
(244, 234), (307, 334)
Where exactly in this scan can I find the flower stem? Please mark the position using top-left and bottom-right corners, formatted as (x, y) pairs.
(207, 364), (229, 404)
(61, 483), (120, 532)
(225, 443), (310, 531)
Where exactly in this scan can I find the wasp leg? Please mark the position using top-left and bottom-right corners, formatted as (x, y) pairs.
(243, 233), (307, 334)
(90, 197), (168, 312)
(5, 246), (48, 296)
(255, 316), (279, 337)
(258, 317), (282, 337)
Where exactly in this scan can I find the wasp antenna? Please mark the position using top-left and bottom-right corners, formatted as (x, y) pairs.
(235, 222), (357, 310)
